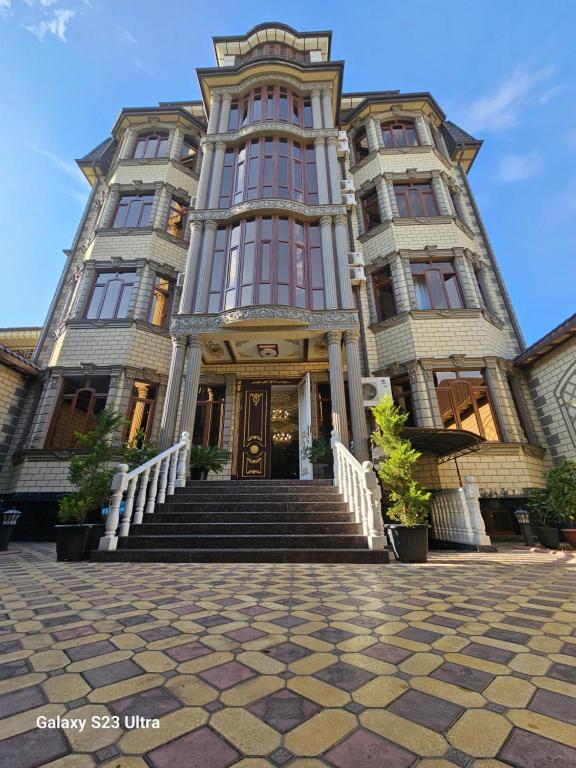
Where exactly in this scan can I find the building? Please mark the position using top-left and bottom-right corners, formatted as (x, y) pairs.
(0, 22), (564, 535)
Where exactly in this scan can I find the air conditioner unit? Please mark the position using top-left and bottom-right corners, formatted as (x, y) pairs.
(176, 272), (185, 288)
(337, 140), (349, 157)
(362, 377), (392, 408)
(340, 179), (355, 192)
(350, 266), (366, 285)
(338, 130), (348, 142)
(348, 251), (365, 266)
(342, 192), (356, 207)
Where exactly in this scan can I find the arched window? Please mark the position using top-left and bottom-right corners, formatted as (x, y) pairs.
(180, 136), (199, 169)
(353, 127), (370, 163)
(228, 86), (313, 131)
(381, 120), (418, 148)
(47, 376), (110, 448)
(219, 137), (318, 206)
(208, 217), (324, 312)
(133, 131), (169, 159)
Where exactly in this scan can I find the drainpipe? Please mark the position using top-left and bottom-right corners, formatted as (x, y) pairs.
(457, 162), (526, 351)
(33, 162), (101, 364)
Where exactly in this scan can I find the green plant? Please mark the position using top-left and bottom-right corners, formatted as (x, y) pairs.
(121, 429), (158, 470)
(189, 445), (230, 473)
(371, 396), (431, 527)
(525, 487), (563, 528)
(305, 437), (333, 464)
(546, 460), (576, 522)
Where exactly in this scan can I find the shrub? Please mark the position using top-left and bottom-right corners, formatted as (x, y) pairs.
(189, 445), (230, 473)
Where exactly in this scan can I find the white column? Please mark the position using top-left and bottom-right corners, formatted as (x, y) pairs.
(208, 141), (226, 209)
(194, 220), (218, 313)
(158, 336), (187, 448)
(327, 331), (349, 446)
(218, 94), (232, 134)
(344, 330), (369, 462)
(311, 89), (323, 128)
(179, 221), (204, 313)
(334, 214), (353, 308)
(322, 88), (333, 128)
(195, 141), (214, 210)
(314, 138), (329, 204)
(320, 215), (338, 309)
(326, 137), (342, 204)
(180, 337), (204, 438)
(208, 93), (222, 134)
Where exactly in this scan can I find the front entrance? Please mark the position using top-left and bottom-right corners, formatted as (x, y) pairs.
(236, 376), (312, 479)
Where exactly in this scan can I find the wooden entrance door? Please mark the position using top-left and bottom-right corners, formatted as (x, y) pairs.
(237, 382), (271, 479)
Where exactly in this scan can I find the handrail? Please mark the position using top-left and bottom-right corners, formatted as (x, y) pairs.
(98, 431), (190, 552)
(330, 430), (386, 550)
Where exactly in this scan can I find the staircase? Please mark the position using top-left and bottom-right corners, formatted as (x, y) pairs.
(92, 479), (390, 563)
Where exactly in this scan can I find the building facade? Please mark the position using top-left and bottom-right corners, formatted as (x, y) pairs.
(1, 23), (563, 521)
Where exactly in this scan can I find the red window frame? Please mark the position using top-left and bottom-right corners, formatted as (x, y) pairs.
(228, 86), (313, 130)
(112, 193), (154, 229)
(133, 132), (168, 159)
(208, 216), (325, 313)
(85, 271), (137, 320)
(434, 370), (501, 441)
(148, 274), (175, 328)
(219, 136), (318, 206)
(361, 189), (381, 231)
(46, 376), (110, 448)
(410, 260), (463, 310)
(193, 385), (226, 447)
(381, 120), (418, 148)
(394, 182), (439, 218)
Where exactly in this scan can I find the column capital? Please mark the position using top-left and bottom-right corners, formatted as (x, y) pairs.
(187, 336), (204, 352)
(190, 220), (204, 232)
(334, 213), (348, 227)
(310, 88), (321, 97)
(215, 141), (227, 151)
(221, 93), (232, 103)
(343, 329), (360, 344)
(171, 335), (187, 348)
(326, 135), (338, 147)
(326, 330), (342, 345)
(203, 141), (215, 153)
(314, 136), (325, 147)
(211, 93), (222, 104)
(320, 214), (333, 227)
(203, 219), (218, 232)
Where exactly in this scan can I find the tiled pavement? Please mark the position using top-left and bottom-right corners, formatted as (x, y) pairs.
(0, 544), (575, 767)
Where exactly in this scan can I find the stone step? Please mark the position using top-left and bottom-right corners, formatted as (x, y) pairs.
(144, 511), (355, 524)
(117, 535), (370, 550)
(92, 548), (390, 564)
(157, 501), (349, 513)
(184, 479), (334, 487)
(172, 491), (339, 502)
(133, 522), (362, 536)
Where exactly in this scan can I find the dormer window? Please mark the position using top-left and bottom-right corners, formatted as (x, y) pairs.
(133, 131), (168, 159)
(381, 120), (418, 148)
(353, 128), (370, 164)
(180, 137), (199, 169)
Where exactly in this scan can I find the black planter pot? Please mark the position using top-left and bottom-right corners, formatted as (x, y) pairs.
(88, 524), (105, 555)
(56, 525), (92, 561)
(387, 524), (428, 563)
(534, 526), (560, 549)
(313, 463), (334, 480)
(190, 468), (209, 481)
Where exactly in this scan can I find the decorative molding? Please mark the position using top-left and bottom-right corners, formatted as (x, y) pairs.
(172, 307), (360, 335)
(189, 198), (346, 222)
(211, 74), (332, 98)
(200, 122), (338, 147)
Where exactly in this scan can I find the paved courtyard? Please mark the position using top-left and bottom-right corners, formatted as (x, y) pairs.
(0, 544), (575, 767)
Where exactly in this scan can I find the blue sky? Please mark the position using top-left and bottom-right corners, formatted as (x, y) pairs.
(0, 0), (574, 345)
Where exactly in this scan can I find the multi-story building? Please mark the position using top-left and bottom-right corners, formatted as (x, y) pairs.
(2, 22), (569, 536)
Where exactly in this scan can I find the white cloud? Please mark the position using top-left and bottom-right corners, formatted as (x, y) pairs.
(495, 151), (544, 183)
(25, 7), (75, 42)
(28, 142), (85, 184)
(0, 0), (12, 12)
(459, 67), (556, 132)
(119, 29), (136, 45)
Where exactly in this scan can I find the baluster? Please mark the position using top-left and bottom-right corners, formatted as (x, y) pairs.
(145, 462), (161, 516)
(330, 430), (339, 488)
(176, 431), (190, 488)
(342, 458), (350, 504)
(352, 471), (363, 529)
(363, 461), (385, 543)
(346, 461), (354, 508)
(119, 476), (138, 537)
(167, 450), (178, 496)
(98, 464), (129, 551)
(133, 468), (150, 525)
(157, 457), (170, 504)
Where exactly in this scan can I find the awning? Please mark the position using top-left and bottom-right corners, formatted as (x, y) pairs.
(401, 427), (483, 463)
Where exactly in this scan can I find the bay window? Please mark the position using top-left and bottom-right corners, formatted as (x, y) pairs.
(133, 132), (168, 159)
(228, 86), (313, 130)
(85, 271), (137, 320)
(394, 182), (439, 218)
(381, 120), (418, 148)
(47, 376), (110, 448)
(434, 370), (500, 440)
(112, 193), (154, 229)
(411, 261), (462, 310)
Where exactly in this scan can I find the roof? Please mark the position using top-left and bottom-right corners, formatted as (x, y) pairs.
(0, 343), (41, 377)
(515, 313), (576, 367)
(212, 23), (332, 65)
(76, 137), (117, 184)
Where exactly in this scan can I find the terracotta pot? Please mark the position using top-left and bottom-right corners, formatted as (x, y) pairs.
(561, 528), (576, 548)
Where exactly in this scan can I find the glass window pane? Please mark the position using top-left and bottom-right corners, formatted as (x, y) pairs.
(396, 193), (409, 218)
(100, 279), (122, 317)
(427, 270), (448, 308)
(408, 189), (425, 217)
(413, 275), (431, 309)
(259, 284), (271, 303)
(252, 95), (261, 121)
(278, 284), (290, 304)
(86, 286), (104, 318)
(444, 274), (462, 308)
(424, 193), (438, 217)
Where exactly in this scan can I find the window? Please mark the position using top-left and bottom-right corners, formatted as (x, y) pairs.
(394, 182), (439, 218)
(112, 193), (154, 228)
(353, 127), (370, 163)
(317, 383), (332, 440)
(166, 197), (189, 239)
(208, 217), (325, 313)
(148, 274), (174, 327)
(125, 382), (157, 444)
(180, 137), (199, 169)
(381, 120), (418, 148)
(47, 376), (110, 448)
(133, 132), (168, 159)
(361, 189), (381, 232)
(193, 385), (225, 447)
(228, 86), (313, 130)
(391, 375), (415, 426)
(373, 267), (396, 321)
(218, 136), (318, 206)
(411, 261), (462, 310)
(236, 42), (308, 65)
(434, 370), (500, 440)
(85, 271), (137, 320)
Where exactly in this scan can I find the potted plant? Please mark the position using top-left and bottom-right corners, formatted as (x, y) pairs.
(547, 460), (576, 547)
(189, 445), (230, 480)
(525, 487), (562, 549)
(305, 437), (333, 479)
(372, 396), (431, 562)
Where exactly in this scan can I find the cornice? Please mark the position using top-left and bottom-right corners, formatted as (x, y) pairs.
(210, 73), (333, 97)
(171, 307), (360, 335)
(190, 198), (346, 222)
(202, 122), (338, 145)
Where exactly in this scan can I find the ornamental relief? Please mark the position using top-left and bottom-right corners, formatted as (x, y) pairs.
(171, 308), (360, 334)
(201, 123), (337, 147)
(190, 198), (346, 221)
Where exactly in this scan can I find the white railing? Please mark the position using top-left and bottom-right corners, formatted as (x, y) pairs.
(430, 475), (491, 549)
(98, 431), (190, 552)
(331, 431), (387, 550)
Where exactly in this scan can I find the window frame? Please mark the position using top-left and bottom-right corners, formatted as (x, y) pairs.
(112, 192), (155, 229)
(180, 136), (199, 170)
(381, 120), (419, 148)
(166, 196), (189, 240)
(360, 188), (381, 232)
(434, 369), (501, 441)
(193, 385), (226, 447)
(147, 273), (175, 328)
(372, 266), (396, 321)
(390, 375), (415, 427)
(124, 380), (158, 444)
(352, 127), (370, 164)
(410, 260), (463, 311)
(228, 85), (313, 131)
(133, 131), (169, 160)
(46, 377), (110, 449)
(84, 270), (137, 321)
(394, 181), (439, 218)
